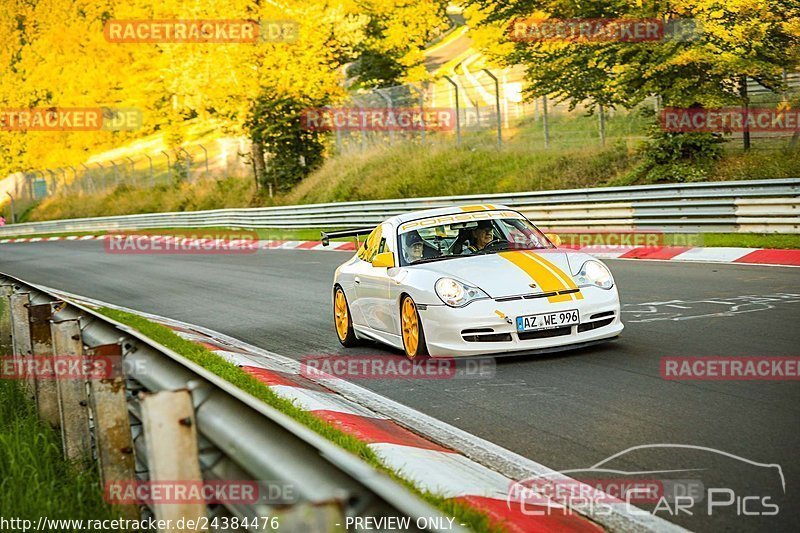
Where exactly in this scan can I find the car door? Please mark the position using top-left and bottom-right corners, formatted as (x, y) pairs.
(354, 223), (396, 333)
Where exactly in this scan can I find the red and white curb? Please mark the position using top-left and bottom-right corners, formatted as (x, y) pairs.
(40, 285), (687, 533)
(561, 244), (800, 266)
(2, 233), (798, 267)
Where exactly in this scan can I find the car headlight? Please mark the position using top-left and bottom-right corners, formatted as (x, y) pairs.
(435, 278), (489, 307)
(574, 260), (614, 290)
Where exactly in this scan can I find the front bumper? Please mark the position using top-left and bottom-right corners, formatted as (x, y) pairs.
(419, 287), (623, 357)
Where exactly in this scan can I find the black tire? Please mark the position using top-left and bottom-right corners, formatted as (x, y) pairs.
(400, 295), (429, 360)
(333, 286), (359, 347)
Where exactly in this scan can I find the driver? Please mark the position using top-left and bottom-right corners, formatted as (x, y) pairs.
(403, 230), (425, 263)
(465, 220), (495, 253)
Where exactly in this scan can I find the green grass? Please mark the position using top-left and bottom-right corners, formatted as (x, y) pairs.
(701, 233), (800, 249)
(95, 307), (506, 533)
(0, 297), (122, 529)
(0, 381), (121, 527)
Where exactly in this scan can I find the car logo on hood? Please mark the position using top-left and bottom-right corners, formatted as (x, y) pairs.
(529, 283), (537, 288)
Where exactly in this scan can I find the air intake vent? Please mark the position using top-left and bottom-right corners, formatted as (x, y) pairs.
(518, 326), (572, 340)
(578, 318), (614, 332)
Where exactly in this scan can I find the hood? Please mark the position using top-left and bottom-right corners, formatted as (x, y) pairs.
(411, 250), (585, 298)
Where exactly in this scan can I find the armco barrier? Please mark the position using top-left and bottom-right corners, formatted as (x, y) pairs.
(0, 178), (797, 236)
(0, 273), (461, 532)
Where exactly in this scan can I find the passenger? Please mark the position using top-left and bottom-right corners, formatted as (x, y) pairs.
(403, 230), (425, 263)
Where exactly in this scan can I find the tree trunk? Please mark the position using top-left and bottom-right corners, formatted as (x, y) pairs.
(739, 76), (750, 151)
(252, 140), (266, 190)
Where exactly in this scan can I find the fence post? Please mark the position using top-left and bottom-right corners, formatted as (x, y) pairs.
(199, 144), (209, 175)
(598, 105), (606, 147)
(356, 103), (367, 151)
(95, 163), (106, 185)
(110, 160), (120, 185)
(28, 302), (60, 427)
(410, 84), (425, 144)
(443, 75), (461, 148)
(161, 151), (171, 178)
(51, 318), (92, 462)
(139, 389), (206, 524)
(483, 69), (502, 149)
(126, 157), (136, 182)
(87, 342), (138, 519)
(740, 75), (751, 151)
(180, 147), (193, 180)
(10, 292), (36, 398)
(542, 96), (550, 148)
(145, 154), (154, 184)
(378, 89), (395, 144)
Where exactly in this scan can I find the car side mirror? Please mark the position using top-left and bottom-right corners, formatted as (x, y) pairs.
(545, 233), (562, 247)
(372, 251), (395, 268)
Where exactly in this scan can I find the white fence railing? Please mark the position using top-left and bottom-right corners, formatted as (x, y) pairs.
(1, 179), (798, 237)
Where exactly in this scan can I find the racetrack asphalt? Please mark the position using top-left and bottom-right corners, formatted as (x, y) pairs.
(1, 241), (798, 532)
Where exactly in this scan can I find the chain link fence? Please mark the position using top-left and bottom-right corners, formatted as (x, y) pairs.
(4, 68), (798, 209)
(331, 68), (800, 154)
(4, 137), (255, 205)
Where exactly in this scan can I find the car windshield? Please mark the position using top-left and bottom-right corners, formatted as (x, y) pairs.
(397, 212), (554, 266)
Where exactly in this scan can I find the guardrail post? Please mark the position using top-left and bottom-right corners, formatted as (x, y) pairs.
(139, 389), (206, 525)
(29, 302), (60, 427)
(51, 318), (92, 462)
(10, 292), (36, 398)
(87, 342), (138, 519)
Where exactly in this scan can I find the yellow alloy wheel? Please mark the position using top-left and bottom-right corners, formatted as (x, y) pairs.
(334, 289), (350, 341)
(401, 297), (420, 357)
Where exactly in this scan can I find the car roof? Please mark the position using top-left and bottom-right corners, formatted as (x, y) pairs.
(386, 204), (515, 227)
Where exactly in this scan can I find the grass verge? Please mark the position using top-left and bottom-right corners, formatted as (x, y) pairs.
(95, 307), (506, 533)
(0, 381), (120, 526)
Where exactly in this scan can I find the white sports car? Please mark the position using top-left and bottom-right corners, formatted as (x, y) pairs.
(323, 205), (623, 359)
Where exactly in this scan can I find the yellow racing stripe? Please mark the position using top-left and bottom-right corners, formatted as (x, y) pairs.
(498, 251), (573, 303)
(524, 252), (584, 301)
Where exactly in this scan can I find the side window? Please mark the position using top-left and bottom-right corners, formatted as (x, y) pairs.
(358, 225), (383, 262)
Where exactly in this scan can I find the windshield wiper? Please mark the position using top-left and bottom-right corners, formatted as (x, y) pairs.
(408, 255), (465, 266)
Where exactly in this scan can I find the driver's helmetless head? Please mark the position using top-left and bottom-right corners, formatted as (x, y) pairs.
(472, 220), (494, 248)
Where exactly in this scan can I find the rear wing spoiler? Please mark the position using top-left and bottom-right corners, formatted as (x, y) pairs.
(320, 227), (374, 247)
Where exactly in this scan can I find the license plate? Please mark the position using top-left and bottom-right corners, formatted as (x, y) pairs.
(516, 309), (579, 332)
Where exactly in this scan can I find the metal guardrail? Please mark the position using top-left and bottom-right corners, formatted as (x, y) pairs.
(1, 178), (798, 236)
(0, 273), (461, 533)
